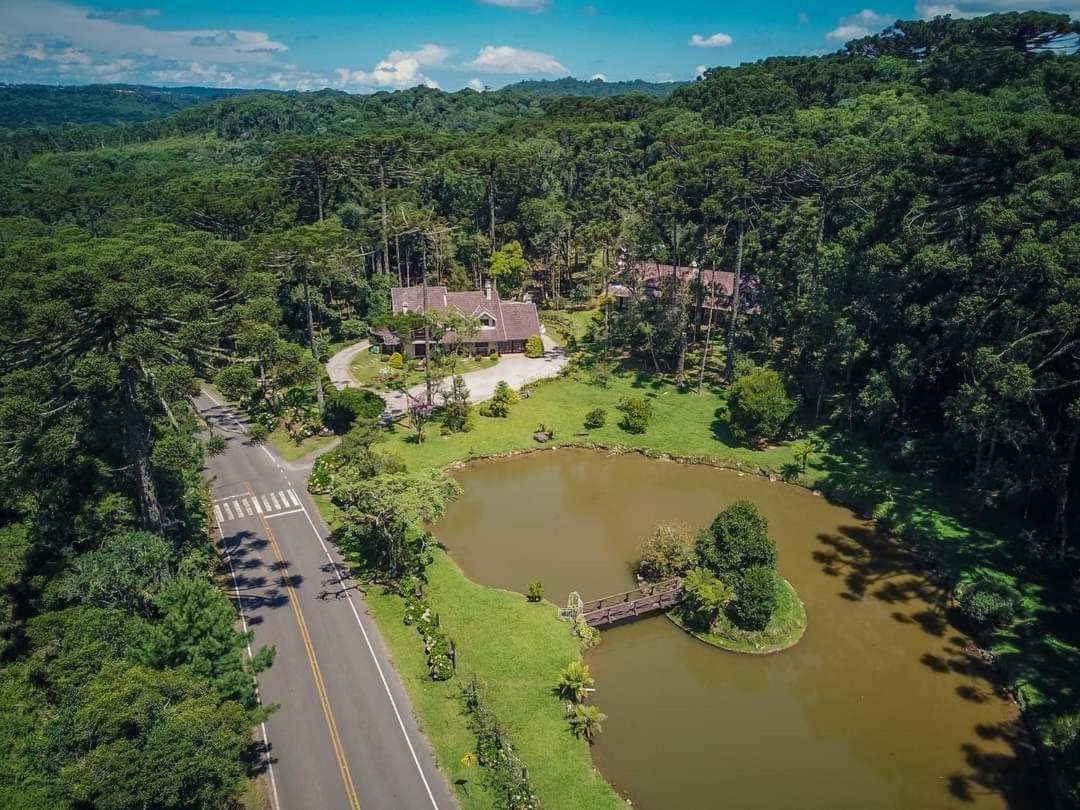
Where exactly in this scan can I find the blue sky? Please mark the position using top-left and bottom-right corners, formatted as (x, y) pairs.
(0, 0), (1077, 90)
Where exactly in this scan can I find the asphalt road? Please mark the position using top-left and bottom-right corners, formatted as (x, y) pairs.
(196, 390), (456, 810)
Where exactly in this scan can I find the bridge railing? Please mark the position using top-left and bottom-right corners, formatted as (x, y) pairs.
(579, 577), (682, 614)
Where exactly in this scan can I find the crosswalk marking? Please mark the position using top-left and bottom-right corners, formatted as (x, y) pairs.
(213, 489), (310, 524)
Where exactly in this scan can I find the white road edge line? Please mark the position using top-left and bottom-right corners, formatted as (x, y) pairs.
(212, 502), (281, 810)
(283, 477), (441, 810)
(201, 388), (438, 809)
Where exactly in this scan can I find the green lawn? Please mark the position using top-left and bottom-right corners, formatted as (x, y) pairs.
(540, 308), (598, 346)
(669, 578), (807, 655)
(266, 427), (337, 463)
(350, 350), (498, 391)
(377, 368), (799, 475)
(359, 554), (624, 810)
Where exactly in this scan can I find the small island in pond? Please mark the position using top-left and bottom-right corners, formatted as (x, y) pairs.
(637, 501), (807, 654)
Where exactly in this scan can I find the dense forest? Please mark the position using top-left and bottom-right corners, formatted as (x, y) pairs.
(0, 83), (251, 129)
(509, 77), (685, 97)
(2, 10), (1080, 808)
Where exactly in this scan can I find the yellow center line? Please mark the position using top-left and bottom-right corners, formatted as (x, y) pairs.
(246, 483), (362, 810)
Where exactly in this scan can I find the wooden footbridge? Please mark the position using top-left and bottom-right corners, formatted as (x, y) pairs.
(561, 578), (683, 629)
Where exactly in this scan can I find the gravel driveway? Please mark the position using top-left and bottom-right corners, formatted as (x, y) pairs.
(325, 335), (568, 419)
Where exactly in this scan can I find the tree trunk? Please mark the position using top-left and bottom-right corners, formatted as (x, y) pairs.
(394, 234), (403, 286)
(120, 365), (163, 533)
(814, 352), (829, 422)
(301, 265), (325, 410)
(1057, 426), (1080, 556)
(724, 221), (746, 384)
(422, 243), (433, 408)
(379, 163), (390, 278)
(697, 300), (716, 393)
(488, 177), (497, 255)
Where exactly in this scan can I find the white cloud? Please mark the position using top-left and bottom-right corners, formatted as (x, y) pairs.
(689, 32), (734, 48)
(798, 11), (811, 23)
(390, 43), (453, 66)
(465, 45), (567, 74)
(335, 43), (450, 90)
(591, 72), (606, 81)
(917, 0), (1080, 17)
(0, 0), (286, 62)
(0, 0), (309, 87)
(826, 9), (889, 41)
(151, 61), (237, 86)
(467, 77), (487, 91)
(695, 64), (707, 79)
(477, 0), (551, 9)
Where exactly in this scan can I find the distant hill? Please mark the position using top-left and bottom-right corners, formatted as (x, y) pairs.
(503, 77), (687, 98)
(0, 77), (686, 134)
(0, 83), (255, 130)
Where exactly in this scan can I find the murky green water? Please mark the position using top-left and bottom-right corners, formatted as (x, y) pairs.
(436, 449), (1040, 810)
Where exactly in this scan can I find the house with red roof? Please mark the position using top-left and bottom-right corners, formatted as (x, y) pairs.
(373, 281), (543, 358)
(606, 261), (758, 313)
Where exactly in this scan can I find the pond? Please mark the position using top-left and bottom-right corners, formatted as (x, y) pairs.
(435, 449), (1042, 810)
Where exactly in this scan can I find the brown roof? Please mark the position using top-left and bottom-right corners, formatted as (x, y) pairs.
(389, 285), (541, 343)
(613, 262), (759, 312)
(632, 262), (736, 296)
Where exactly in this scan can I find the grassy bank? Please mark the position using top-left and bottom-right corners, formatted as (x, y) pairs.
(668, 578), (807, 655)
(335, 546), (624, 809)
(315, 366), (1077, 804)
(267, 426), (337, 462)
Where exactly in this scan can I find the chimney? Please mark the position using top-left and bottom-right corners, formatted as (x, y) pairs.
(484, 279), (492, 301)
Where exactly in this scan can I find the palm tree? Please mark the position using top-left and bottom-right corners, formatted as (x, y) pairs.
(682, 567), (733, 630)
(282, 385), (315, 439)
(556, 660), (594, 704)
(568, 704), (606, 743)
(790, 438), (818, 473)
